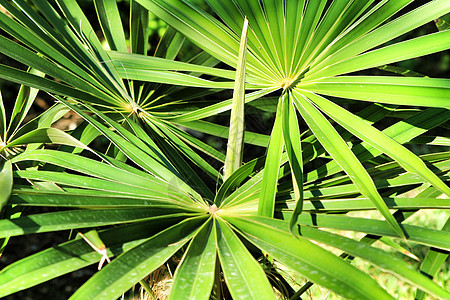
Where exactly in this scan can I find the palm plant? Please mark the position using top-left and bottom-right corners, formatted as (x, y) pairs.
(0, 0), (449, 299)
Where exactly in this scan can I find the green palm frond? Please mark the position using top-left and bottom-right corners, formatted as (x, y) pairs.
(0, 1), (448, 299)
(133, 0), (449, 235)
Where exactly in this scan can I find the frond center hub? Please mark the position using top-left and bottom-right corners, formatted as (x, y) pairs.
(208, 204), (220, 215)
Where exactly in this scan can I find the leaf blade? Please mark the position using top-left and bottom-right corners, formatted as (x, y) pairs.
(292, 90), (405, 238)
(258, 98), (284, 217)
(226, 215), (393, 300)
(224, 17), (248, 180)
(0, 160), (12, 211)
(216, 218), (276, 300)
(304, 91), (450, 195)
(169, 219), (216, 300)
(69, 216), (205, 300)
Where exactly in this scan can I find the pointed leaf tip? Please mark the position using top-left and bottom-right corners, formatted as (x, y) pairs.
(223, 17), (249, 180)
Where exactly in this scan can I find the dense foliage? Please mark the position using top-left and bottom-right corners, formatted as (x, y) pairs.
(0, 0), (449, 299)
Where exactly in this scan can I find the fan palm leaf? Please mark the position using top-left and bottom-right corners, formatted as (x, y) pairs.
(131, 0), (450, 237)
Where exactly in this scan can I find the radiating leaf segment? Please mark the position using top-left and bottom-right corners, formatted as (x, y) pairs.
(0, 1), (448, 299)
